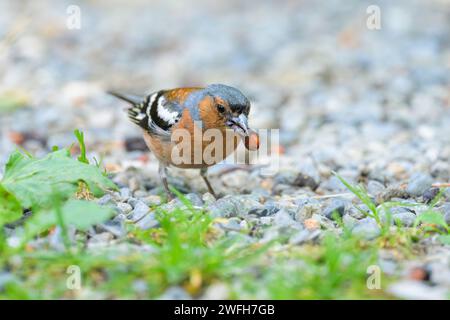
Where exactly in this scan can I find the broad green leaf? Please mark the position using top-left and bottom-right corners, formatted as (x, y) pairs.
(415, 210), (448, 229)
(24, 199), (114, 238)
(0, 184), (22, 226)
(1, 149), (117, 209)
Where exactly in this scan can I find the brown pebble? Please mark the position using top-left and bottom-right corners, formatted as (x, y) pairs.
(304, 218), (320, 230)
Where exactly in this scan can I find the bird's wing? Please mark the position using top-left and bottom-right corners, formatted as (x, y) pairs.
(124, 90), (183, 139)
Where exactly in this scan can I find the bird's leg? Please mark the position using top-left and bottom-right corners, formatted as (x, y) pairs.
(200, 167), (218, 199)
(159, 164), (174, 200)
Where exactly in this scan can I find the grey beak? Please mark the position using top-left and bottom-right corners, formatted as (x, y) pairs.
(227, 114), (249, 137)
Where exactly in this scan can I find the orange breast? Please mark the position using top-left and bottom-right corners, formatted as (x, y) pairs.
(143, 108), (241, 168)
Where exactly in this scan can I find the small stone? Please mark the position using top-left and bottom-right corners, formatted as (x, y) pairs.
(201, 283), (229, 300)
(273, 209), (296, 228)
(377, 186), (409, 202)
(0, 273), (14, 290)
(132, 280), (149, 294)
(142, 195), (162, 207)
(388, 280), (447, 300)
(117, 202), (133, 215)
(119, 187), (132, 200)
(207, 195), (261, 218)
(441, 203), (450, 225)
(99, 221), (126, 238)
(158, 287), (191, 300)
(348, 206), (366, 219)
(129, 201), (150, 221)
(323, 199), (346, 219)
(133, 190), (148, 198)
(379, 206), (416, 226)
(295, 198), (321, 220)
(422, 187), (440, 204)
(352, 218), (381, 240)
(127, 197), (139, 208)
(407, 173), (433, 197)
(408, 266), (431, 282)
(98, 194), (114, 206)
(293, 172), (319, 191)
(184, 193), (204, 207)
(217, 218), (242, 232)
(289, 229), (321, 245)
(311, 213), (335, 229)
(303, 218), (320, 230)
(392, 210), (416, 227)
(88, 232), (113, 245)
(343, 214), (358, 230)
(124, 136), (147, 151)
(248, 202), (280, 217)
(136, 212), (159, 230)
(367, 180), (385, 196)
(202, 193), (216, 205)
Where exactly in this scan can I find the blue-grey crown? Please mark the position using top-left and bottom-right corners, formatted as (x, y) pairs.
(206, 84), (250, 113)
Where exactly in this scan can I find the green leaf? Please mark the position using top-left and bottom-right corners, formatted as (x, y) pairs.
(0, 184), (22, 226)
(1, 149), (117, 209)
(333, 172), (379, 222)
(24, 199), (114, 238)
(74, 129), (89, 164)
(415, 210), (448, 229)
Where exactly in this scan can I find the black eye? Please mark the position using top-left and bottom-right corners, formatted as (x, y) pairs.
(217, 104), (225, 113)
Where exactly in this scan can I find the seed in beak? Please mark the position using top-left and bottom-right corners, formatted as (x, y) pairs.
(244, 130), (260, 150)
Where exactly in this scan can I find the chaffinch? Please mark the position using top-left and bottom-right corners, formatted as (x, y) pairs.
(109, 84), (259, 199)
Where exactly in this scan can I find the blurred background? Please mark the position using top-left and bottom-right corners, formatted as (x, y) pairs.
(0, 0), (449, 183)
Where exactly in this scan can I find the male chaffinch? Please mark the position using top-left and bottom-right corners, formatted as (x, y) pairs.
(109, 84), (259, 199)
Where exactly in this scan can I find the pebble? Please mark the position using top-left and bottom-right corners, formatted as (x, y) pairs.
(407, 173), (433, 197)
(142, 195), (162, 207)
(303, 218), (320, 230)
(441, 203), (450, 225)
(217, 218), (243, 232)
(158, 287), (191, 300)
(207, 195), (261, 218)
(88, 232), (114, 245)
(343, 214), (358, 230)
(392, 210), (416, 227)
(248, 202), (280, 217)
(135, 212), (159, 230)
(129, 201), (150, 221)
(99, 221), (126, 238)
(422, 187), (440, 204)
(119, 187), (132, 200)
(377, 186), (410, 202)
(200, 283), (230, 300)
(117, 202), (133, 215)
(98, 194), (115, 206)
(367, 180), (385, 196)
(351, 218), (381, 240)
(388, 280), (447, 300)
(379, 207), (416, 226)
(293, 172), (319, 191)
(323, 199), (346, 219)
(295, 198), (321, 220)
(289, 229), (321, 245)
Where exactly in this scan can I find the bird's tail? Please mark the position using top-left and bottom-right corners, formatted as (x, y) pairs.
(107, 90), (141, 105)
(108, 90), (150, 128)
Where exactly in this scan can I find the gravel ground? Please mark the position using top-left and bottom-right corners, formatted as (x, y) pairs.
(1, 0), (450, 299)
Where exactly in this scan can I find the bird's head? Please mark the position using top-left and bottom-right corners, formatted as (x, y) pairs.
(205, 84), (251, 138)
